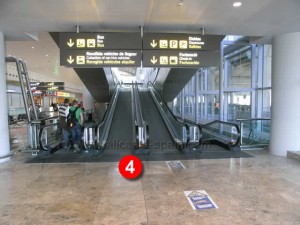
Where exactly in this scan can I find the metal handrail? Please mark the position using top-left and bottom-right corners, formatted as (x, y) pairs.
(6, 57), (58, 156)
(237, 118), (270, 148)
(133, 83), (144, 127)
(6, 57), (38, 122)
(39, 121), (61, 151)
(96, 85), (120, 150)
(132, 83), (149, 148)
(201, 120), (241, 147)
(175, 118), (202, 148)
(236, 118), (270, 122)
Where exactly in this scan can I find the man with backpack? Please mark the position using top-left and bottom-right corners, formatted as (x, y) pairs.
(68, 99), (84, 152)
(59, 98), (70, 150)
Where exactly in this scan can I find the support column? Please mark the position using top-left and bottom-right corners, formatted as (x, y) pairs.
(82, 84), (94, 111)
(270, 32), (300, 156)
(0, 31), (11, 163)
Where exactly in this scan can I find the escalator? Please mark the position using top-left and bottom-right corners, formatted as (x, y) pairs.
(105, 90), (133, 153)
(139, 91), (178, 152)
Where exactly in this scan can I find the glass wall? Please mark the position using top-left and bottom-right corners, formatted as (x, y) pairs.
(171, 41), (272, 126)
(225, 47), (252, 89)
(224, 46), (252, 121)
(170, 39), (272, 149)
(172, 94), (181, 116)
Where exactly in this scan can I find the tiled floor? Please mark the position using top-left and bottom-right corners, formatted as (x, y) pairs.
(1, 125), (300, 225)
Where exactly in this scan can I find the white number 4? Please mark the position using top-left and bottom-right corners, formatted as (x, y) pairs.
(125, 160), (135, 174)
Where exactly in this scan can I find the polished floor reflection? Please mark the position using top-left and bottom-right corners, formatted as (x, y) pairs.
(1, 150), (300, 225)
(1, 124), (300, 224)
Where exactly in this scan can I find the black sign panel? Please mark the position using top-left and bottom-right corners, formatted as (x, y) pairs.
(60, 50), (141, 67)
(143, 50), (220, 68)
(35, 86), (64, 91)
(143, 33), (224, 51)
(30, 82), (64, 87)
(59, 32), (141, 50)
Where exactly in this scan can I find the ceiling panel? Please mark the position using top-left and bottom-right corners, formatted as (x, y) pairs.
(2, 0), (300, 99)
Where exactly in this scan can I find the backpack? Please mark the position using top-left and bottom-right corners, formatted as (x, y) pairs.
(67, 107), (79, 128)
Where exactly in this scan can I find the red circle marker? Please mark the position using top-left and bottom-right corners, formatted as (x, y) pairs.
(118, 155), (143, 179)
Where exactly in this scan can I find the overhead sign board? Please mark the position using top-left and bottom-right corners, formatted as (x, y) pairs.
(59, 32), (223, 68)
(60, 50), (141, 67)
(59, 32), (141, 50)
(143, 50), (220, 68)
(35, 86), (64, 91)
(143, 33), (224, 51)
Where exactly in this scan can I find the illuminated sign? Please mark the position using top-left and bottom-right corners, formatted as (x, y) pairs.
(59, 32), (141, 50)
(59, 32), (224, 68)
(60, 50), (141, 67)
(32, 90), (57, 96)
(30, 82), (64, 87)
(57, 92), (75, 97)
(143, 33), (224, 51)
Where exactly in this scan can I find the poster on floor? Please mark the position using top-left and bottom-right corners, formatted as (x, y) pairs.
(184, 190), (218, 210)
(166, 161), (185, 171)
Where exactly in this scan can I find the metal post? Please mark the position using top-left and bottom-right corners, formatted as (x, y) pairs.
(140, 26), (143, 68)
(11, 58), (31, 122)
(195, 71), (199, 123)
(21, 61), (38, 120)
(219, 41), (224, 121)
(181, 91), (185, 120)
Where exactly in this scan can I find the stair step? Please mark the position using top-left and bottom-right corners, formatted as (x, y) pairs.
(287, 151), (300, 162)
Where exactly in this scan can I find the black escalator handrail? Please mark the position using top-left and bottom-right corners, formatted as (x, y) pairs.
(202, 120), (241, 147)
(133, 83), (145, 127)
(39, 122), (60, 151)
(236, 118), (270, 122)
(132, 83), (149, 148)
(147, 81), (184, 124)
(148, 81), (188, 146)
(97, 85), (120, 149)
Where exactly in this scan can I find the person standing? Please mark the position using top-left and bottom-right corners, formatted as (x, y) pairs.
(69, 99), (84, 152)
(58, 98), (70, 150)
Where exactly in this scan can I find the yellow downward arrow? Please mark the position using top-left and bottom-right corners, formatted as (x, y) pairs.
(67, 56), (74, 64)
(150, 40), (157, 48)
(67, 39), (74, 47)
(151, 56), (157, 64)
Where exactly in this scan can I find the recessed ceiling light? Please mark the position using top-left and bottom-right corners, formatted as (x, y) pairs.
(45, 54), (48, 57)
(233, 2), (242, 7)
(31, 46), (34, 49)
(177, 0), (184, 7)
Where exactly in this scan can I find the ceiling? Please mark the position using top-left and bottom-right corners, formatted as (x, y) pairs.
(2, 0), (300, 91)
